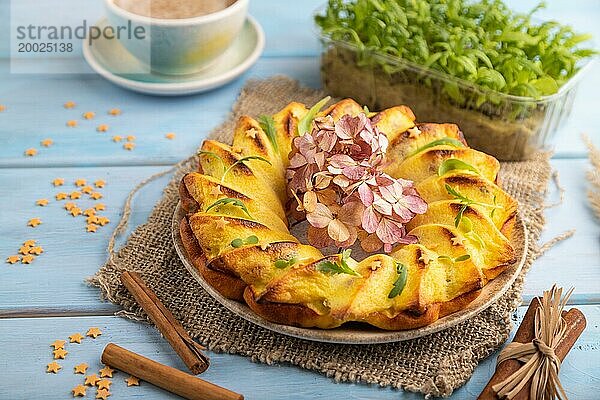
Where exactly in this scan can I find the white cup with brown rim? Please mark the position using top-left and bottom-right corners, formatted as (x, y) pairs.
(105, 0), (248, 75)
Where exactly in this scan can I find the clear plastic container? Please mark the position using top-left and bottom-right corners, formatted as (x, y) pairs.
(319, 34), (596, 161)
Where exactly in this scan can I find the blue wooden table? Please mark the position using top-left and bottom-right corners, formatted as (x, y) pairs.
(1, 1), (599, 398)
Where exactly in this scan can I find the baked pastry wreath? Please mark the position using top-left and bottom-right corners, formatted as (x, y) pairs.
(178, 99), (518, 330)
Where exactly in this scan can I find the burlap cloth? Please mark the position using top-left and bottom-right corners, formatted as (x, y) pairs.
(90, 76), (560, 398)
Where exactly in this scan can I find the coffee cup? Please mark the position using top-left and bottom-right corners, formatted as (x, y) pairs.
(104, 0), (248, 75)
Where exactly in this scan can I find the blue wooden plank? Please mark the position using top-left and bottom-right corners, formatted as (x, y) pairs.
(525, 159), (600, 304)
(0, 306), (598, 399)
(0, 159), (598, 314)
(0, 57), (321, 168)
(0, 165), (174, 314)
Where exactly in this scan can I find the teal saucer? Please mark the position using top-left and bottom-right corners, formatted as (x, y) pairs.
(83, 16), (264, 96)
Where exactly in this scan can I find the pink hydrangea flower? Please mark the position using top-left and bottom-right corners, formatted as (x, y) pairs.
(286, 112), (427, 251)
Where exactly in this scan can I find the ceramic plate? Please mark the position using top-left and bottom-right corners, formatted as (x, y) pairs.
(172, 203), (528, 344)
(82, 17), (264, 96)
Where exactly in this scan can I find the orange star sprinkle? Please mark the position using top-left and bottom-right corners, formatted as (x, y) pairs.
(29, 246), (44, 255)
(74, 179), (87, 187)
(24, 148), (38, 156)
(86, 224), (98, 233)
(67, 120), (78, 127)
(81, 186), (94, 194)
(36, 198), (49, 206)
(94, 180), (106, 188)
(72, 384), (87, 397)
(407, 126), (421, 138)
(0, 104), (5, 112)
(64, 202), (76, 211)
(74, 363), (89, 374)
(28, 218), (42, 227)
(96, 216), (110, 226)
(96, 388), (111, 399)
(53, 348), (68, 359)
(112, 135), (122, 142)
(18, 245), (32, 255)
(70, 207), (82, 217)
(52, 178), (65, 186)
(90, 192), (103, 200)
(41, 139), (53, 147)
(47, 361), (62, 373)
(108, 108), (121, 116)
(232, 146), (243, 154)
(64, 101), (76, 109)
(126, 135), (136, 142)
(50, 340), (66, 349)
(165, 132), (176, 140)
(56, 192), (68, 200)
(83, 208), (96, 217)
(245, 128), (257, 139)
(451, 236), (465, 246)
(21, 254), (35, 264)
(213, 217), (230, 230)
(95, 203), (106, 211)
(70, 191), (82, 200)
(87, 327), (103, 339)
(123, 142), (135, 151)
(82, 111), (96, 120)
(23, 240), (36, 246)
(97, 379), (112, 389)
(125, 376), (140, 386)
(84, 374), (100, 386)
(97, 124), (109, 132)
(6, 255), (20, 264)
(86, 216), (99, 225)
(69, 333), (84, 343)
(98, 365), (112, 377)
(209, 185), (223, 197)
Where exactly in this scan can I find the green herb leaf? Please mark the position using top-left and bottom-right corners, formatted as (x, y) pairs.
(245, 235), (259, 245)
(316, 0), (596, 101)
(274, 260), (290, 269)
(317, 250), (360, 276)
(231, 238), (244, 248)
(454, 204), (468, 227)
(298, 96), (331, 135)
(205, 198), (253, 219)
(388, 262), (407, 299)
(235, 155), (272, 166)
(459, 216), (474, 233)
(274, 256), (298, 269)
(454, 254), (471, 262)
(221, 155), (272, 183)
(438, 158), (480, 176)
(490, 194), (498, 219)
(411, 138), (465, 157)
(257, 115), (278, 152)
(445, 184), (501, 226)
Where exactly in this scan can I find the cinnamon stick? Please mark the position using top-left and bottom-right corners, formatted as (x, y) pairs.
(120, 271), (209, 374)
(102, 343), (243, 400)
(478, 299), (587, 399)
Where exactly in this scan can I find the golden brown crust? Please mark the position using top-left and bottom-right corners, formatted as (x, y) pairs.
(179, 177), (199, 213)
(437, 288), (483, 317)
(179, 217), (246, 301)
(244, 286), (341, 329)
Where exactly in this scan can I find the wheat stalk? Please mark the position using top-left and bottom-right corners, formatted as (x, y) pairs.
(583, 134), (600, 219)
